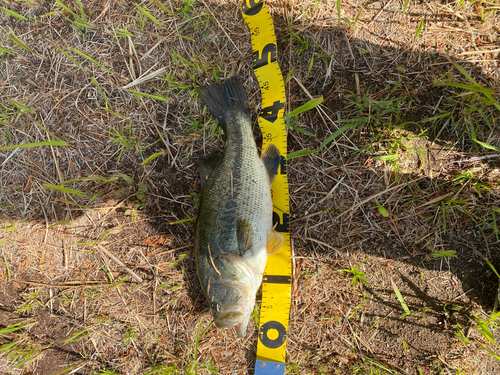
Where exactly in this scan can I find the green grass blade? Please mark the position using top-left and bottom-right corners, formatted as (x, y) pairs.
(169, 254), (187, 267)
(12, 349), (37, 368)
(431, 250), (457, 258)
(0, 321), (26, 334)
(375, 200), (389, 217)
(68, 47), (112, 73)
(142, 151), (165, 164)
(1, 7), (28, 20)
(124, 89), (168, 102)
(446, 56), (500, 112)
(0, 45), (15, 55)
(52, 43), (81, 67)
(150, 0), (175, 16)
(447, 56), (480, 86)
(54, 0), (77, 17)
(402, 0), (411, 15)
(473, 138), (500, 151)
(169, 218), (195, 225)
(3, 254), (11, 281)
(435, 81), (495, 95)
(391, 279), (410, 316)
(470, 123), (500, 151)
(289, 96), (323, 117)
(8, 30), (34, 53)
(285, 67), (294, 84)
(287, 148), (319, 160)
(373, 154), (400, 161)
(352, 7), (364, 28)
(61, 199), (92, 209)
(101, 107), (128, 119)
(44, 184), (87, 196)
(320, 123), (356, 149)
(52, 363), (83, 375)
(172, 49), (196, 68)
(483, 346), (500, 361)
(119, 174), (134, 184)
(0, 341), (17, 352)
(484, 258), (500, 280)
(7, 98), (35, 113)
(61, 329), (89, 343)
(59, 176), (118, 185)
(91, 77), (111, 108)
(135, 4), (162, 25)
(307, 55), (314, 76)
(0, 140), (70, 150)
(75, 0), (87, 20)
(414, 16), (424, 42)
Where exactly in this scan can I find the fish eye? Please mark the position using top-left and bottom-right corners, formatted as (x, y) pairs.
(211, 302), (220, 312)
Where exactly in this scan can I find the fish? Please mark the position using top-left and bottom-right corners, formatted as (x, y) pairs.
(195, 76), (284, 337)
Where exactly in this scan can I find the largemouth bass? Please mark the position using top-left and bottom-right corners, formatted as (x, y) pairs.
(195, 77), (284, 337)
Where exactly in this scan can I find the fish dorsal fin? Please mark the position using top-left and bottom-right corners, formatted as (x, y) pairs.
(236, 218), (253, 257)
(267, 231), (284, 255)
(261, 144), (281, 183)
(199, 153), (222, 189)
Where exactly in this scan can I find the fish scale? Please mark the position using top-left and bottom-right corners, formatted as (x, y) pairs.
(197, 115), (270, 249)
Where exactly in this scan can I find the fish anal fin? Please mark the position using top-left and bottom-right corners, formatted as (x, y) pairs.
(267, 232), (284, 255)
(236, 218), (253, 257)
(261, 144), (281, 183)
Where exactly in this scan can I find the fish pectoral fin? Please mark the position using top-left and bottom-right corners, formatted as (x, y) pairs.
(261, 144), (281, 183)
(236, 218), (254, 256)
(199, 153), (222, 189)
(267, 232), (284, 255)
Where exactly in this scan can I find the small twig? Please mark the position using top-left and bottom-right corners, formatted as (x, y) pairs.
(457, 48), (500, 55)
(200, 0), (241, 56)
(354, 73), (361, 102)
(156, 244), (192, 256)
(97, 245), (144, 284)
(63, 239), (69, 270)
(121, 66), (166, 89)
(292, 235), (351, 263)
(208, 244), (221, 276)
(338, 177), (426, 219)
(13, 279), (112, 288)
(292, 76), (358, 149)
(318, 175), (346, 205)
(290, 210), (325, 223)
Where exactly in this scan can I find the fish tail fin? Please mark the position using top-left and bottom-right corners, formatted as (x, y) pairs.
(198, 77), (250, 130)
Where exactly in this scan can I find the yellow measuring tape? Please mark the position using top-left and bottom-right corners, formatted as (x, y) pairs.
(240, 1), (291, 373)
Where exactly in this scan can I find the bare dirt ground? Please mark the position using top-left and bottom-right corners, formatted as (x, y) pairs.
(1, 0), (500, 374)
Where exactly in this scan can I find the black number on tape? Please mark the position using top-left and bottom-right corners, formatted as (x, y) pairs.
(272, 212), (289, 233)
(259, 321), (287, 349)
(241, 0), (263, 15)
(253, 44), (276, 69)
(260, 100), (284, 123)
(279, 155), (286, 175)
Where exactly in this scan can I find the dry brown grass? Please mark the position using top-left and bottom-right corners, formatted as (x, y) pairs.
(1, 0), (500, 374)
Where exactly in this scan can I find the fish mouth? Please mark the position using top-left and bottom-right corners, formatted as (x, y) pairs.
(214, 311), (244, 328)
(213, 304), (247, 334)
